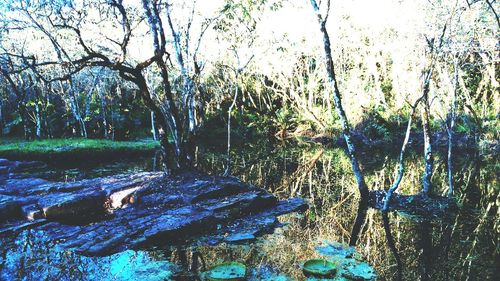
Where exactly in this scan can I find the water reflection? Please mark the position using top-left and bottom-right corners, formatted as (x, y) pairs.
(381, 213), (402, 281)
(1, 141), (497, 280)
(0, 230), (176, 280)
(349, 200), (368, 247)
(167, 247), (207, 281)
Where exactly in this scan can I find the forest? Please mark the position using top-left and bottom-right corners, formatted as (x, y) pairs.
(0, 0), (498, 280)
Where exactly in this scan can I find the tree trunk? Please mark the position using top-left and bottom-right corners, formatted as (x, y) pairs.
(447, 56), (459, 198)
(382, 96), (423, 211)
(98, 87), (109, 139)
(59, 81), (87, 138)
(110, 93), (115, 141)
(19, 105), (30, 140)
(34, 102), (42, 140)
(151, 111), (157, 141)
(224, 78), (239, 176)
(421, 69), (433, 195)
(310, 0), (369, 201)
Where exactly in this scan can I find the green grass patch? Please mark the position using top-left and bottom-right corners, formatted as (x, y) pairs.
(0, 138), (160, 161)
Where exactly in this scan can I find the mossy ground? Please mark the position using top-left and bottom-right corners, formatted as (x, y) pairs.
(0, 138), (160, 161)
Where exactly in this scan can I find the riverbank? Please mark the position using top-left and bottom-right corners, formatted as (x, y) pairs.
(0, 158), (307, 256)
(0, 138), (160, 162)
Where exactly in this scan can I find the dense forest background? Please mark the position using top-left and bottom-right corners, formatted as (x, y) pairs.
(0, 0), (497, 143)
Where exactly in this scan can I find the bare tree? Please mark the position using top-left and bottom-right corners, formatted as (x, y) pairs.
(382, 96), (423, 211)
(308, 0), (369, 201)
(223, 50), (255, 176)
(0, 0), (226, 173)
(165, 0), (221, 163)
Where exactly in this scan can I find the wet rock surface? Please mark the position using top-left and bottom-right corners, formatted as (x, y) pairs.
(0, 158), (307, 256)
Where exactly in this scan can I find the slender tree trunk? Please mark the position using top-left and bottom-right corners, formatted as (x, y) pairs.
(98, 87), (109, 139)
(152, 60), (186, 171)
(309, 0), (369, 201)
(110, 92), (115, 141)
(59, 81), (87, 138)
(20, 105), (30, 140)
(44, 90), (52, 139)
(165, 3), (198, 166)
(179, 75), (197, 165)
(383, 98), (422, 211)
(447, 56), (459, 198)
(34, 102), (42, 140)
(151, 111), (157, 141)
(421, 68), (433, 195)
(83, 93), (92, 135)
(224, 78), (239, 176)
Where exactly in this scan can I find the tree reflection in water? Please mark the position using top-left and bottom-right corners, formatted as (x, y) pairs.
(0, 144), (497, 280)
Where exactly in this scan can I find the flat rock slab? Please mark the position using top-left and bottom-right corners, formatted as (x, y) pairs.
(0, 158), (307, 256)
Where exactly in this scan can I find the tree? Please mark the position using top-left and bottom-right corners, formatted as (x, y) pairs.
(308, 0), (369, 202)
(0, 0), (227, 173)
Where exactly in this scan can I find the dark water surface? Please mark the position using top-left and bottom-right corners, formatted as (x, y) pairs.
(1, 141), (498, 280)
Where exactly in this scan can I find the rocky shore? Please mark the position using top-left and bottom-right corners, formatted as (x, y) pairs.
(0, 158), (307, 256)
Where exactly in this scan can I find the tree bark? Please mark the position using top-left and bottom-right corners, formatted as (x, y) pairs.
(224, 77), (239, 176)
(447, 56), (459, 198)
(34, 101), (42, 139)
(309, 0), (369, 201)
(383, 98), (421, 211)
(97, 85), (109, 139)
(421, 68), (433, 195)
(151, 111), (157, 141)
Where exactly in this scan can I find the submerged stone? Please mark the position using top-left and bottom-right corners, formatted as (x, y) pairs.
(203, 261), (247, 281)
(316, 241), (355, 259)
(312, 241), (377, 281)
(342, 262), (377, 281)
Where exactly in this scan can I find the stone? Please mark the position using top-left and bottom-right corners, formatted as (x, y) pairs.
(0, 159), (308, 257)
(0, 195), (23, 223)
(40, 190), (108, 221)
(21, 204), (44, 220)
(224, 232), (256, 243)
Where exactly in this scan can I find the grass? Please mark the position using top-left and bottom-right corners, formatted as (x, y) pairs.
(0, 138), (160, 161)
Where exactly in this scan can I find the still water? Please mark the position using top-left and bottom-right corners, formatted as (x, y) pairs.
(1, 141), (498, 280)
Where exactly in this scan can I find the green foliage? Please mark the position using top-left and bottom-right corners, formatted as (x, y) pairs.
(274, 106), (298, 130)
(0, 138), (159, 160)
(355, 107), (394, 141)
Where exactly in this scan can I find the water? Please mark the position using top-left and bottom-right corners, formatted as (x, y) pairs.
(1, 141), (497, 280)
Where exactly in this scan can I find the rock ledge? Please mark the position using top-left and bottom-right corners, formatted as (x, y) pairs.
(0, 159), (307, 256)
